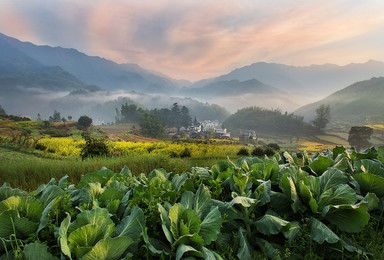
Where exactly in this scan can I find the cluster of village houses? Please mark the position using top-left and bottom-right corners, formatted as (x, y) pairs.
(166, 120), (258, 143)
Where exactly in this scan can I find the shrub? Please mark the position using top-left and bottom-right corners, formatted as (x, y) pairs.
(80, 137), (110, 159)
(237, 147), (250, 156)
(267, 143), (280, 151)
(251, 146), (265, 156)
(34, 143), (47, 151)
(264, 146), (275, 156)
(180, 147), (191, 158)
(77, 115), (93, 130)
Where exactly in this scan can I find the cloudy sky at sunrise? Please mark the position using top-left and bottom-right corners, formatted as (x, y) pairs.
(1, 0), (384, 81)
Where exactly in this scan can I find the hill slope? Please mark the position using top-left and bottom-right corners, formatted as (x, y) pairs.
(0, 35), (86, 94)
(223, 107), (316, 136)
(295, 77), (384, 124)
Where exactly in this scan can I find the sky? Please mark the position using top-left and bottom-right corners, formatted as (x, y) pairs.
(1, 0), (384, 81)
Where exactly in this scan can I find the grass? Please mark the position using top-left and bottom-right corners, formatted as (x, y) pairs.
(0, 147), (237, 191)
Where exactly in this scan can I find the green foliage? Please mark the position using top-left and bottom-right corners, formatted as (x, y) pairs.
(348, 126), (373, 151)
(115, 103), (141, 124)
(0, 114), (31, 121)
(80, 137), (110, 159)
(267, 143), (280, 151)
(77, 115), (93, 129)
(180, 147), (191, 158)
(251, 146), (276, 157)
(0, 145), (384, 258)
(223, 106), (316, 135)
(312, 104), (331, 130)
(237, 147), (250, 156)
(40, 120), (53, 129)
(151, 103), (192, 129)
(139, 111), (167, 138)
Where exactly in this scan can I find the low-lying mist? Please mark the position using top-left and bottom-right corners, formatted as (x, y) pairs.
(0, 87), (231, 124)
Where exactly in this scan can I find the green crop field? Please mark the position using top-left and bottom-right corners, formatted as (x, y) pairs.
(0, 146), (383, 259)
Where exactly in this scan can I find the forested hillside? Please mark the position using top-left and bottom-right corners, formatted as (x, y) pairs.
(223, 107), (316, 135)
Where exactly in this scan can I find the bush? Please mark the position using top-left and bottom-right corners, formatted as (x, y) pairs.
(264, 146), (275, 156)
(180, 147), (191, 158)
(80, 137), (110, 159)
(34, 143), (47, 151)
(267, 143), (280, 151)
(251, 146), (265, 156)
(251, 146), (277, 157)
(78, 115), (93, 130)
(40, 120), (53, 129)
(237, 147), (250, 156)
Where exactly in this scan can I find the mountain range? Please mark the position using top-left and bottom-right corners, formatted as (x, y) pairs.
(0, 32), (181, 93)
(1, 32), (384, 125)
(191, 60), (384, 96)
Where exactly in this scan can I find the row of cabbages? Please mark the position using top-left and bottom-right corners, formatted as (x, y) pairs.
(0, 146), (383, 259)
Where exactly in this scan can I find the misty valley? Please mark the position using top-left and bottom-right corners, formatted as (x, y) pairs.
(1, 33), (384, 259)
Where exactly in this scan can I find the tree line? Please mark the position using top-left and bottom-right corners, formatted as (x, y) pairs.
(115, 103), (195, 138)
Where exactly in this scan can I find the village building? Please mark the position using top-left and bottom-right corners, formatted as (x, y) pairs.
(214, 128), (231, 139)
(239, 130), (257, 143)
(201, 120), (220, 130)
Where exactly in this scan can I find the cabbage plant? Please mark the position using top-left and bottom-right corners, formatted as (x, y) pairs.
(157, 184), (222, 260)
(59, 206), (144, 259)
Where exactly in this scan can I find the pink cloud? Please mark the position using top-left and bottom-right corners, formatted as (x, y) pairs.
(1, 0), (384, 80)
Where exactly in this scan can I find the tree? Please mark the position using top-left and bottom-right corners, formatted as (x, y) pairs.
(193, 117), (200, 126)
(139, 112), (166, 138)
(348, 126), (373, 151)
(171, 103), (181, 128)
(0, 105), (6, 118)
(180, 106), (192, 127)
(49, 110), (61, 122)
(78, 115), (93, 130)
(68, 116), (72, 121)
(120, 103), (140, 123)
(37, 113), (42, 121)
(312, 104), (330, 130)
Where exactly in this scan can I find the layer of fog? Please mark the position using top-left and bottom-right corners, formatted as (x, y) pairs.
(1, 84), (325, 125)
(0, 87), (230, 124)
(195, 92), (320, 114)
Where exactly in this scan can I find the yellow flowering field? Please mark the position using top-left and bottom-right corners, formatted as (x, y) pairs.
(297, 140), (334, 153)
(38, 137), (85, 156)
(37, 137), (245, 158)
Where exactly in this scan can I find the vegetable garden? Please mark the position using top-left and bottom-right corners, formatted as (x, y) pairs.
(0, 145), (384, 259)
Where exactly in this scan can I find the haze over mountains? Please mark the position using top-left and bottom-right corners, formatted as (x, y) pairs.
(1, 32), (384, 125)
(295, 77), (384, 124)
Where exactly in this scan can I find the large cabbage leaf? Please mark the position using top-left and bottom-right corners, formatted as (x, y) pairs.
(254, 213), (290, 235)
(353, 173), (384, 197)
(310, 217), (339, 244)
(23, 243), (58, 260)
(325, 204), (370, 233)
(0, 210), (39, 239)
(0, 184), (28, 202)
(114, 206), (145, 241)
(0, 196), (43, 222)
(82, 237), (133, 260)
